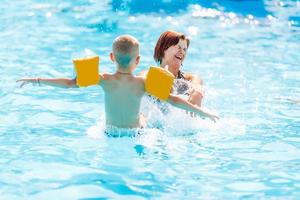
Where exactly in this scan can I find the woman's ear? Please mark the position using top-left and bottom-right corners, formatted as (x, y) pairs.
(109, 52), (115, 62)
(135, 55), (140, 65)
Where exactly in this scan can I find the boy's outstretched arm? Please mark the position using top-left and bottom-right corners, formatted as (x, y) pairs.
(17, 78), (78, 88)
(167, 94), (219, 122)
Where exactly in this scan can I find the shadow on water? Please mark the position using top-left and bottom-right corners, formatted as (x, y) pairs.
(110, 0), (269, 17)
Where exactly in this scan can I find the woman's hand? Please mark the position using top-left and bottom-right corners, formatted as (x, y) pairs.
(186, 85), (204, 117)
(188, 87), (204, 105)
(184, 73), (204, 117)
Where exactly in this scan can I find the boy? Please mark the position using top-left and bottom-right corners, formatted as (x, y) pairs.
(18, 35), (218, 129)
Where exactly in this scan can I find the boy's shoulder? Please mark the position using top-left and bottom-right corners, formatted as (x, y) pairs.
(131, 75), (146, 86)
(134, 75), (146, 82)
(99, 72), (116, 82)
(98, 73), (113, 88)
(99, 73), (145, 85)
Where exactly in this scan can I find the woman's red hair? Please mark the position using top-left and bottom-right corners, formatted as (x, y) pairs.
(154, 31), (190, 64)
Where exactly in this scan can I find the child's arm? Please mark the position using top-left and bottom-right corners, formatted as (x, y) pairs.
(167, 94), (219, 122)
(17, 77), (78, 88)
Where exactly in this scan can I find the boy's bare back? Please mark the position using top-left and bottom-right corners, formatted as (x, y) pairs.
(100, 72), (145, 128)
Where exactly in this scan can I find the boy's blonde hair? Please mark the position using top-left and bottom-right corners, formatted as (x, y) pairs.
(113, 35), (139, 68)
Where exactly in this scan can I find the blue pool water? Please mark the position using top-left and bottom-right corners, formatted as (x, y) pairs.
(1, 0), (300, 199)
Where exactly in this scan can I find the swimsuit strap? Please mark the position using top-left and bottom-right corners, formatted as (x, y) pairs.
(177, 70), (185, 79)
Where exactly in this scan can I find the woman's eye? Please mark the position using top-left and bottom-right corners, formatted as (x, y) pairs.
(178, 45), (187, 52)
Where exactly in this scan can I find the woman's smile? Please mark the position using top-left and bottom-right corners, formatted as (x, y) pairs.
(174, 54), (183, 61)
(163, 39), (187, 69)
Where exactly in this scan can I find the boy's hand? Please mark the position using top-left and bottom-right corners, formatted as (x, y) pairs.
(200, 107), (220, 123)
(17, 78), (39, 88)
(207, 113), (220, 123)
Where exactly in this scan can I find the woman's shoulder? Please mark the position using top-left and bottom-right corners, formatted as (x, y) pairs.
(181, 71), (195, 78)
(181, 71), (203, 84)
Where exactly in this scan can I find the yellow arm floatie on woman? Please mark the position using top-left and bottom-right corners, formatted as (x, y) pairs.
(145, 66), (175, 100)
(73, 56), (100, 87)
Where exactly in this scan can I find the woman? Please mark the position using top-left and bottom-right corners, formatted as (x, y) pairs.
(141, 31), (204, 115)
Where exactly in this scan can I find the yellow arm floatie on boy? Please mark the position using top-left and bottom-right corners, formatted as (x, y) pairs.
(145, 66), (175, 100)
(73, 56), (100, 87)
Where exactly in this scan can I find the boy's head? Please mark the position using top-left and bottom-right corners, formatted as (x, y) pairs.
(111, 35), (140, 69)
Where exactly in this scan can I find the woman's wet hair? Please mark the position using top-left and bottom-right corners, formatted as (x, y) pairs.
(154, 31), (190, 64)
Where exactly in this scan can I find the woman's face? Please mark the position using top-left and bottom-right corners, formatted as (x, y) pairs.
(162, 39), (188, 70)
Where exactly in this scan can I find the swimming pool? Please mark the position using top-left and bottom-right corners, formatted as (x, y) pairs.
(1, 0), (300, 199)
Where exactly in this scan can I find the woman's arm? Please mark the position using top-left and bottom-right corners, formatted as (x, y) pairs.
(17, 77), (78, 88)
(167, 94), (219, 122)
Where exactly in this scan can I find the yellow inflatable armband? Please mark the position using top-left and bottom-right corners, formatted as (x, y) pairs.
(73, 56), (100, 87)
(145, 66), (175, 100)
